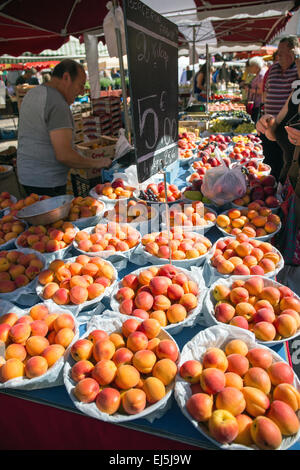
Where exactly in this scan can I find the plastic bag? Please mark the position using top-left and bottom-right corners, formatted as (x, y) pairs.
(114, 129), (134, 161)
(201, 160), (247, 206)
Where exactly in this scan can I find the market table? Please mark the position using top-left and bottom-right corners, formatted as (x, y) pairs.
(1, 156), (300, 451)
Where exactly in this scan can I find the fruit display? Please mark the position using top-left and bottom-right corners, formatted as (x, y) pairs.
(7, 193), (50, 217)
(161, 202), (216, 231)
(233, 175), (280, 210)
(103, 200), (155, 225)
(178, 132), (197, 151)
(0, 250), (44, 294)
(229, 140), (263, 162)
(111, 264), (201, 327)
(232, 135), (261, 145)
(216, 207), (281, 239)
(66, 196), (105, 222)
(210, 234), (283, 277)
(37, 256), (116, 307)
(234, 122), (256, 134)
(142, 229), (212, 262)
(64, 317), (179, 420)
(182, 186), (213, 205)
(16, 221), (77, 254)
(241, 161), (271, 178)
(92, 178), (135, 200)
(0, 306), (78, 384)
(0, 215), (26, 246)
(176, 325), (300, 449)
(138, 182), (182, 203)
(73, 223), (141, 255)
(209, 120), (232, 133)
(208, 102), (246, 113)
(0, 192), (16, 212)
(207, 277), (300, 342)
(179, 149), (195, 160)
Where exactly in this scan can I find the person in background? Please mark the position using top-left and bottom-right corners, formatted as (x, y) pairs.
(17, 59), (112, 197)
(15, 68), (39, 86)
(42, 73), (51, 84)
(111, 68), (120, 79)
(193, 63), (212, 102)
(247, 56), (268, 123)
(260, 35), (300, 181)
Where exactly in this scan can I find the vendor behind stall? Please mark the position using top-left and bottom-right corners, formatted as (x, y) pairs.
(17, 59), (112, 197)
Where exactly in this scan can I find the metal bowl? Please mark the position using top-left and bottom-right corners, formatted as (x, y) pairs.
(16, 195), (74, 226)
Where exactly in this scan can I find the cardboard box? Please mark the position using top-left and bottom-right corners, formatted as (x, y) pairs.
(75, 136), (117, 178)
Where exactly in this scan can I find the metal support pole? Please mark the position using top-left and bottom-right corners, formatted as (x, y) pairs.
(192, 26), (196, 98)
(112, 0), (131, 141)
(206, 44), (211, 112)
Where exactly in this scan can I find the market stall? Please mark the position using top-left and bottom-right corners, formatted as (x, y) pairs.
(0, 0), (300, 453)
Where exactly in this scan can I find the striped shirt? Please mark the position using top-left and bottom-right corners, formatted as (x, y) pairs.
(264, 62), (298, 116)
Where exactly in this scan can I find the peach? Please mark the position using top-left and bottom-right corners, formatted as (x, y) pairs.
(226, 354), (249, 376)
(5, 343), (27, 362)
(127, 331), (148, 352)
(133, 349), (157, 374)
(230, 287), (249, 305)
(225, 339), (248, 357)
(242, 386), (270, 417)
(225, 372), (243, 390)
(73, 377), (100, 403)
(273, 384), (300, 412)
(54, 328), (74, 348)
(152, 358), (177, 386)
(202, 347), (228, 372)
(30, 304), (49, 321)
(121, 319), (140, 338)
(143, 376), (166, 404)
(216, 387), (246, 416)
(25, 355), (48, 378)
(93, 339), (115, 362)
(91, 359), (117, 386)
(200, 368), (226, 395)
(71, 359), (94, 382)
(0, 312), (18, 326)
(268, 362), (294, 386)
(179, 360), (202, 384)
(9, 323), (31, 344)
(122, 388), (146, 415)
(244, 367), (271, 394)
(186, 393), (213, 422)
(112, 347), (133, 367)
(0, 358), (24, 382)
(156, 339), (178, 362)
(250, 416), (282, 450)
(252, 322), (276, 341)
(267, 400), (299, 436)
(234, 414), (253, 446)
(208, 409), (239, 444)
(42, 282), (60, 300)
(114, 364), (140, 389)
(96, 387), (121, 415)
(42, 344), (65, 368)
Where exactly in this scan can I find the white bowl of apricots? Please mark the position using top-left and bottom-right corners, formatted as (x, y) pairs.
(73, 222), (141, 259)
(204, 276), (300, 346)
(36, 256), (117, 314)
(216, 207), (281, 241)
(90, 178), (135, 203)
(175, 324), (300, 450)
(63, 315), (180, 422)
(208, 234), (284, 279)
(110, 264), (204, 335)
(0, 303), (79, 389)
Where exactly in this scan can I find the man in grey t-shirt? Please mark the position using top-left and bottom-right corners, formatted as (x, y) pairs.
(17, 59), (112, 197)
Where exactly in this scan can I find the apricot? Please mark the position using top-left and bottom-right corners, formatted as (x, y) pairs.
(179, 293), (197, 311)
(225, 339), (248, 357)
(5, 343), (27, 362)
(230, 287), (249, 305)
(127, 331), (148, 352)
(280, 296), (300, 313)
(273, 384), (300, 412)
(132, 349), (157, 374)
(69, 286), (88, 305)
(226, 354), (249, 376)
(216, 387), (246, 416)
(150, 310), (167, 326)
(0, 312), (18, 326)
(122, 388), (146, 415)
(109, 333), (125, 350)
(186, 393), (213, 422)
(42, 282), (60, 300)
(112, 347), (133, 367)
(9, 323), (31, 344)
(246, 348), (273, 369)
(230, 316), (249, 330)
(70, 359), (94, 382)
(54, 328), (74, 348)
(202, 347), (228, 372)
(151, 358), (176, 386)
(156, 339), (178, 362)
(250, 416), (282, 450)
(234, 414), (253, 446)
(244, 367), (271, 394)
(30, 320), (48, 337)
(93, 339), (115, 362)
(252, 322), (276, 341)
(268, 362), (294, 386)
(25, 355), (48, 378)
(73, 377), (100, 403)
(242, 386), (270, 417)
(274, 314), (297, 338)
(114, 364), (140, 389)
(208, 409), (239, 444)
(96, 387), (121, 415)
(143, 376), (166, 404)
(91, 359), (117, 386)
(0, 358), (24, 382)
(259, 286), (280, 306)
(267, 400), (300, 436)
(30, 304), (49, 321)
(121, 319), (140, 338)
(200, 368), (226, 395)
(137, 318), (161, 339)
(152, 294), (171, 312)
(166, 304), (187, 324)
(225, 372), (243, 390)
(235, 302), (256, 321)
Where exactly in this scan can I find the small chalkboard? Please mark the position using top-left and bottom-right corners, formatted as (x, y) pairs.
(287, 338), (300, 379)
(123, 0), (178, 183)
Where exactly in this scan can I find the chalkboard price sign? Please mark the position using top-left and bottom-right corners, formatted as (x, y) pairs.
(123, 0), (178, 183)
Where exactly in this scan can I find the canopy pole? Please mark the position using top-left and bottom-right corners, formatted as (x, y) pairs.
(206, 43), (211, 111)
(112, 0), (131, 142)
(192, 25), (196, 98)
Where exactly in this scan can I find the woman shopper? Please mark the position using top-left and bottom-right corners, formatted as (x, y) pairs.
(247, 56), (268, 123)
